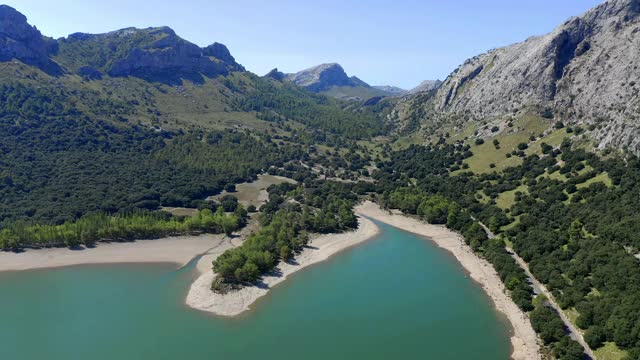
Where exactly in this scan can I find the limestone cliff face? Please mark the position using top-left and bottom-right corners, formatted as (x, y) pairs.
(202, 42), (244, 71)
(0, 5), (60, 74)
(400, 0), (640, 153)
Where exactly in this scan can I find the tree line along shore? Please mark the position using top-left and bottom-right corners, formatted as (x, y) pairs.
(3, 125), (640, 359)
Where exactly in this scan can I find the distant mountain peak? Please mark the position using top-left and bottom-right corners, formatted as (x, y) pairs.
(409, 80), (442, 94)
(286, 63), (364, 92)
(373, 85), (408, 96)
(264, 68), (286, 81)
(286, 63), (411, 100)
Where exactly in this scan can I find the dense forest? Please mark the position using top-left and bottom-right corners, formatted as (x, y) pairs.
(0, 83), (308, 227)
(0, 206), (242, 250)
(373, 140), (640, 359)
(231, 75), (388, 143)
(212, 180), (372, 290)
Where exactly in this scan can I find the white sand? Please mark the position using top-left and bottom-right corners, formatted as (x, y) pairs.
(0, 234), (226, 272)
(185, 216), (380, 316)
(355, 201), (541, 360)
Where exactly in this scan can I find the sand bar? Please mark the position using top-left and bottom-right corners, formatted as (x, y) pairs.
(0, 234), (227, 272)
(185, 215), (380, 316)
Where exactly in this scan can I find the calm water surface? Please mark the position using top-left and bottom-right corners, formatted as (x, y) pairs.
(0, 221), (511, 359)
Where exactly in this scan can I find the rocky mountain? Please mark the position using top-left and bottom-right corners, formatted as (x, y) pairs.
(397, 0), (640, 153)
(409, 80), (442, 94)
(0, 5), (388, 139)
(373, 85), (408, 96)
(286, 63), (365, 92)
(263, 68), (286, 81)
(0, 4), (245, 85)
(286, 63), (405, 100)
(0, 5), (60, 74)
(55, 27), (244, 85)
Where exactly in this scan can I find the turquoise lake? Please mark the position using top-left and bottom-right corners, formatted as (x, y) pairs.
(0, 220), (511, 359)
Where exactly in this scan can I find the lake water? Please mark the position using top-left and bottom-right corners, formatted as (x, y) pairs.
(0, 221), (511, 359)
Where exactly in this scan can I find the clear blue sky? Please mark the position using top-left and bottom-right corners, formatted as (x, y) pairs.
(7, 0), (603, 88)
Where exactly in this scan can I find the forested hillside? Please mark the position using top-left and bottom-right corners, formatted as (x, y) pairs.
(212, 180), (371, 290)
(372, 139), (640, 359)
(0, 5), (389, 237)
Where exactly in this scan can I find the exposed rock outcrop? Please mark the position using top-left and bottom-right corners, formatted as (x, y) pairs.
(0, 5), (61, 74)
(409, 80), (442, 94)
(56, 27), (243, 84)
(0, 6), (243, 84)
(398, 0), (640, 153)
(202, 42), (244, 71)
(264, 68), (286, 81)
(109, 28), (238, 83)
(373, 85), (408, 96)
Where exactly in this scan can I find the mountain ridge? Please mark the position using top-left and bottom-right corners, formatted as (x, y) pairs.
(0, 5), (244, 85)
(286, 63), (367, 92)
(395, 0), (640, 153)
(286, 63), (409, 100)
(0, 5), (60, 74)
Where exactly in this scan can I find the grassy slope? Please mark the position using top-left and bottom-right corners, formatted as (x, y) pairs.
(1, 61), (386, 140)
(593, 343), (628, 360)
(495, 184), (528, 210)
(577, 172), (613, 189)
(0, 61), (276, 134)
(461, 114), (550, 173)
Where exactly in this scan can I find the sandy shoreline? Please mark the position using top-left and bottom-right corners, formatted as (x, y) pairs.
(0, 199), (541, 360)
(0, 234), (227, 272)
(355, 201), (541, 360)
(185, 215), (380, 316)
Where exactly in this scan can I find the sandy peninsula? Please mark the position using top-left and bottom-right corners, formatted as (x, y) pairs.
(186, 215), (380, 316)
(0, 198), (541, 360)
(0, 234), (228, 272)
(355, 201), (541, 360)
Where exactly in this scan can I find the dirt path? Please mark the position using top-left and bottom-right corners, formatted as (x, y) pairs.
(508, 248), (596, 359)
(475, 218), (595, 358)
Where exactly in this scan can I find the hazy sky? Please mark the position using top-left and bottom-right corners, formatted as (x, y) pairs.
(7, 0), (603, 88)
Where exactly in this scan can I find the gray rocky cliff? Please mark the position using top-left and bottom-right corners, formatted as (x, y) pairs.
(398, 0), (640, 153)
(0, 5), (60, 74)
